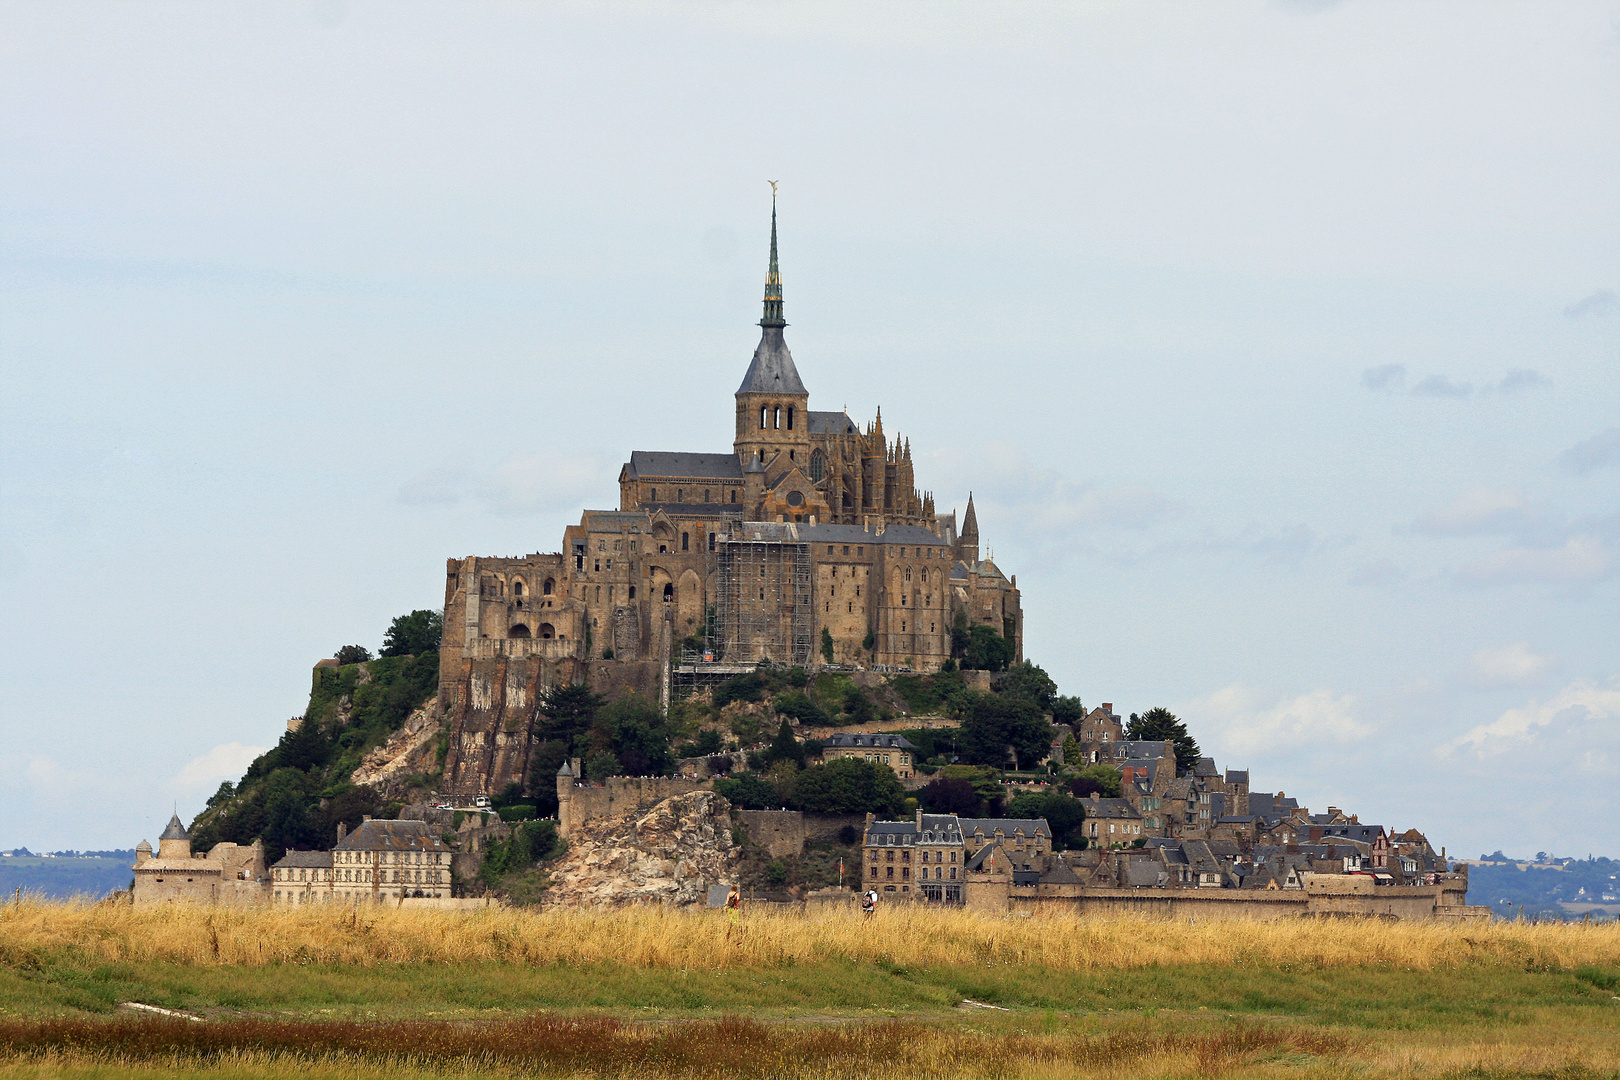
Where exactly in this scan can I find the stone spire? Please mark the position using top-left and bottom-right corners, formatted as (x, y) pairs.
(761, 186), (784, 328)
(958, 492), (980, 564)
(735, 187), (806, 397)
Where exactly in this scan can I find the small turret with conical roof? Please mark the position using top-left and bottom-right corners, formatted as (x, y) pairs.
(157, 812), (192, 860)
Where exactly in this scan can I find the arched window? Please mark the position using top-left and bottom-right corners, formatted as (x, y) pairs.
(628, 585), (636, 600)
(508, 624), (531, 639)
(512, 580), (524, 597)
(730, 489), (737, 503)
(649, 487), (657, 502)
(538, 623), (555, 639)
(760, 407), (768, 429)
(663, 583), (674, 603)
(543, 578), (554, 595)
(681, 532), (690, 552)
(773, 406), (781, 429)
(786, 406), (795, 430)
(809, 449), (825, 481)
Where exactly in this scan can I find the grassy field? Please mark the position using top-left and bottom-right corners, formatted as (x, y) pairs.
(1, 900), (1618, 1078)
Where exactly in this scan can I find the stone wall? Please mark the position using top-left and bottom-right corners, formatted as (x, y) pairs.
(736, 810), (805, 858)
(976, 877), (1488, 922)
(557, 774), (714, 837)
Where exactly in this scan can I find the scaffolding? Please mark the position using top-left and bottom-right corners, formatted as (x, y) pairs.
(714, 523), (814, 669)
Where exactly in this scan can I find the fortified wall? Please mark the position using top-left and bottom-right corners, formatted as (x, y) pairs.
(555, 762), (713, 837)
(962, 873), (1486, 922)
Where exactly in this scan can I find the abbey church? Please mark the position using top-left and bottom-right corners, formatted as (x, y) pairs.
(436, 201), (1022, 789)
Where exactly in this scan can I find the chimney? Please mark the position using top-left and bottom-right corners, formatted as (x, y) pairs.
(361, 815), (372, 822)
(336, 821), (347, 842)
(1100, 703), (1112, 713)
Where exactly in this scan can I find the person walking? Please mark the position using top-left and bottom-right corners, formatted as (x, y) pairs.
(861, 888), (878, 917)
(725, 884), (742, 924)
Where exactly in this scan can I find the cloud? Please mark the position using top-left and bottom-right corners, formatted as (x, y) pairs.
(1468, 642), (1556, 689)
(1410, 487), (1529, 536)
(477, 452), (613, 516)
(1410, 374), (1473, 399)
(1455, 534), (1613, 587)
(1191, 685), (1372, 756)
(1444, 679), (1620, 756)
(398, 463), (471, 506)
(1564, 289), (1619, 320)
(174, 742), (268, 790)
(1347, 558), (1405, 586)
(921, 444), (1180, 535)
(1361, 363), (1406, 392)
(1496, 368), (1550, 395)
(1558, 427), (1620, 476)
(1244, 523), (1319, 565)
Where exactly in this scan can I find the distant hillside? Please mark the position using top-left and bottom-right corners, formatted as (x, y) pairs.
(1463, 854), (1620, 921)
(0, 855), (133, 901)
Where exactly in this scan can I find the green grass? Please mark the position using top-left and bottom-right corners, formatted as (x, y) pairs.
(3, 955), (1617, 1027)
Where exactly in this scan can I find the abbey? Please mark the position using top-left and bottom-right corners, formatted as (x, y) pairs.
(437, 201), (1020, 715)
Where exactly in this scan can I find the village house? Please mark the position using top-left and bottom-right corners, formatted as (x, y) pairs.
(270, 818), (453, 904)
(820, 732), (917, 779)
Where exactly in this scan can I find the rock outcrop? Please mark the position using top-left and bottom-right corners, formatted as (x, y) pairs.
(544, 790), (737, 907)
(350, 694), (443, 798)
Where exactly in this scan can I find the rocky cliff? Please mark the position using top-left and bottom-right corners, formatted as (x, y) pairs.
(544, 790), (737, 907)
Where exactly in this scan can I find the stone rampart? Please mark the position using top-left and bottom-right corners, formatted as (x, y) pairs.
(736, 810), (805, 858)
(557, 775), (713, 837)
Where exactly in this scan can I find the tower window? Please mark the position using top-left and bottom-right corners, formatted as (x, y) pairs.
(649, 488), (657, 501)
(786, 406), (794, 430)
(810, 449), (825, 481)
(681, 532), (689, 552)
(773, 406), (781, 429)
(663, 583), (673, 602)
(760, 407), (768, 429)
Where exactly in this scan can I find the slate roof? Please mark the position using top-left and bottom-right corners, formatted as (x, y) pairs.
(1226, 770), (1249, 785)
(825, 732), (918, 750)
(807, 410), (859, 435)
(624, 452), (744, 481)
(965, 843), (1001, 872)
(333, 819), (451, 854)
(1081, 798), (1141, 820)
(1193, 757), (1220, 778)
(1040, 860), (1083, 885)
(272, 850), (334, 869)
(1124, 859), (1167, 887)
(159, 814), (189, 841)
(1317, 824), (1387, 844)
(794, 523), (951, 548)
(960, 818), (1052, 838)
(865, 821), (918, 843)
(639, 503), (745, 518)
(737, 326), (806, 395)
(1115, 740), (1171, 760)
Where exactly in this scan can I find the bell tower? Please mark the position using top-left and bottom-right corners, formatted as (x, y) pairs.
(734, 187), (811, 472)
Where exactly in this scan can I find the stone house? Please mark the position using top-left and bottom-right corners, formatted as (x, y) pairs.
(862, 811), (1051, 901)
(270, 819), (453, 904)
(820, 732), (917, 779)
(1081, 794), (1145, 847)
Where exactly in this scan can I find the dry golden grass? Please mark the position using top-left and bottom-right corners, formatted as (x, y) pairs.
(5, 897), (1619, 972)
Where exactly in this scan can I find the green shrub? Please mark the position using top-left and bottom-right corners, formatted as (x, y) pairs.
(498, 804), (537, 821)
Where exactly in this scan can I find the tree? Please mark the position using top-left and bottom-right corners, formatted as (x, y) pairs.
(1006, 789), (1088, 850)
(763, 719), (804, 769)
(789, 758), (907, 815)
(381, 609), (443, 657)
(584, 749), (621, 783)
(538, 684), (604, 744)
(820, 627), (835, 664)
(963, 624), (1014, 671)
(997, 661), (1057, 713)
(674, 729), (725, 759)
(334, 645), (373, 665)
(1069, 763), (1122, 798)
(1051, 695), (1085, 726)
(1125, 707), (1202, 774)
(959, 692), (1051, 770)
(774, 690), (829, 727)
(588, 694), (672, 776)
(918, 777), (984, 816)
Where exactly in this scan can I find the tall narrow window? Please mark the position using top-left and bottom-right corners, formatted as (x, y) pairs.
(773, 406), (781, 429)
(761, 407), (768, 429)
(786, 406), (795, 430)
(681, 532), (689, 552)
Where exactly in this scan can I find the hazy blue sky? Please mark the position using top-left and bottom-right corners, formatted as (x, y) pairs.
(2, 2), (1615, 858)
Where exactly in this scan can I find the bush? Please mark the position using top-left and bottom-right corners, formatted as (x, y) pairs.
(674, 729), (725, 759)
(498, 805), (537, 822)
(381, 610), (443, 658)
(714, 774), (778, 810)
(774, 690), (830, 727)
(1006, 789), (1088, 850)
(714, 673), (766, 709)
(334, 645), (372, 665)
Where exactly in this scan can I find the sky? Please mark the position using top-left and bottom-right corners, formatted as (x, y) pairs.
(1, 1), (1615, 860)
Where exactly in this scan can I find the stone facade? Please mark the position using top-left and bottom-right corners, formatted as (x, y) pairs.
(434, 204), (1022, 795)
(131, 815), (267, 906)
(268, 818), (452, 904)
(554, 759), (713, 838)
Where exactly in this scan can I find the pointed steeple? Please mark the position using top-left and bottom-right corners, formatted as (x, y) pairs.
(761, 186), (785, 328)
(735, 185), (806, 397)
(961, 493), (979, 541)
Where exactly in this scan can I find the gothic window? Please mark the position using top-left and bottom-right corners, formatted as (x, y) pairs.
(760, 407), (768, 429)
(772, 406), (781, 429)
(513, 580), (524, 597)
(543, 578), (554, 595)
(681, 532), (689, 552)
(810, 449), (825, 481)
(786, 406), (795, 430)
(649, 488), (657, 501)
